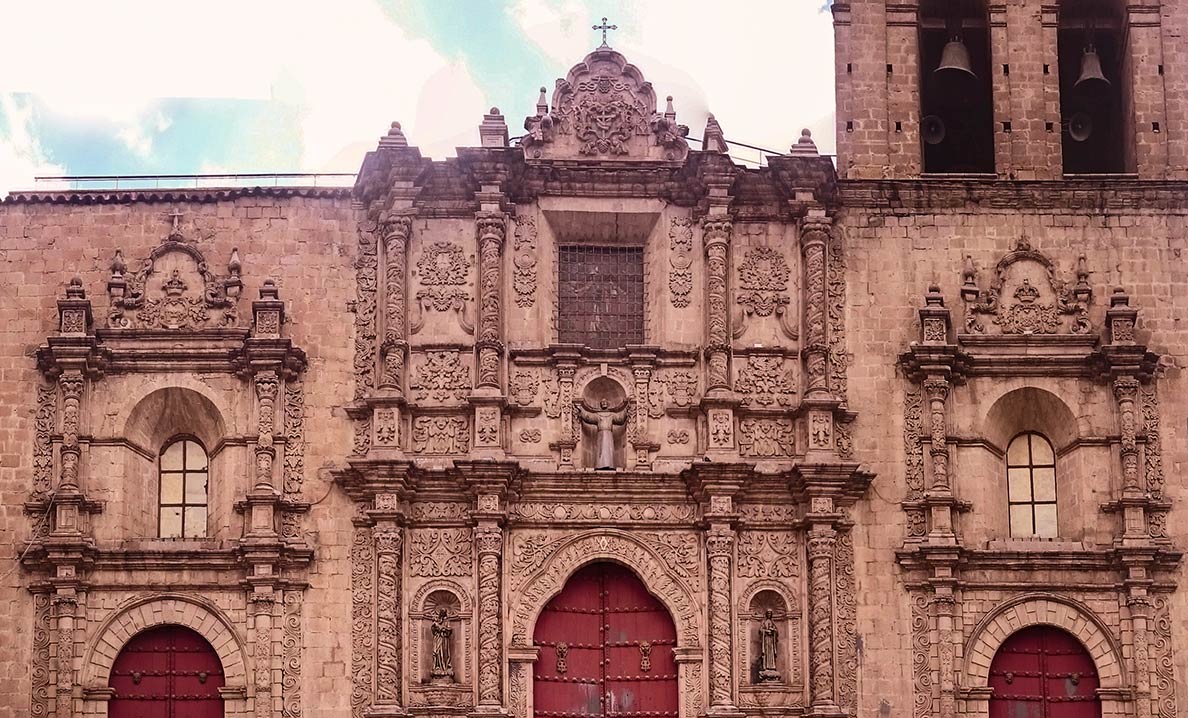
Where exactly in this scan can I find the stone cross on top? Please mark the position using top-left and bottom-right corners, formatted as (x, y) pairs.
(593, 16), (617, 47)
(165, 208), (185, 238)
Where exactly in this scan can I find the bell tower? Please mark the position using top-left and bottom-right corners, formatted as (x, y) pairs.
(832, 0), (1185, 180)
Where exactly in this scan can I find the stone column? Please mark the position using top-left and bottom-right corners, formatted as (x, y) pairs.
(57, 371), (84, 491)
(475, 522), (505, 712)
(800, 219), (830, 399)
(934, 592), (956, 717)
(247, 370), (280, 538)
(475, 213), (505, 390)
(923, 376), (955, 538)
(251, 590), (276, 718)
(701, 217), (733, 394)
(54, 591), (78, 718)
(371, 517), (405, 715)
(807, 525), (838, 714)
(1128, 595), (1154, 718)
(705, 524), (738, 714)
(1114, 375), (1148, 539)
(379, 216), (411, 393)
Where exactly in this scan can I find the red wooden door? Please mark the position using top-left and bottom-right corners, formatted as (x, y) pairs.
(109, 625), (225, 718)
(988, 626), (1101, 718)
(534, 562), (678, 718)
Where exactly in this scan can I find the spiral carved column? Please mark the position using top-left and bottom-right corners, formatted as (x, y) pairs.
(702, 217), (733, 394)
(801, 220), (830, 398)
(475, 524), (505, 709)
(706, 526), (736, 712)
(373, 526), (404, 710)
(475, 212), (506, 390)
(807, 526), (838, 712)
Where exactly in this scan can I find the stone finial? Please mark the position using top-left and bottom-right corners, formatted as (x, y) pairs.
(260, 278), (280, 300)
(59, 276), (92, 335)
(1073, 255), (1092, 303)
(479, 107), (509, 148)
(536, 86), (549, 116)
(789, 128), (818, 156)
(702, 113), (728, 153)
(664, 95), (676, 121)
(378, 121), (409, 149)
(110, 249), (126, 278)
(66, 275), (85, 299)
(225, 248), (243, 299)
(925, 284), (945, 306)
(960, 255), (980, 301)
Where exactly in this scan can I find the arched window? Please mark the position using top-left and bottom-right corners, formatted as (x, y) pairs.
(158, 437), (208, 538)
(1006, 432), (1057, 537)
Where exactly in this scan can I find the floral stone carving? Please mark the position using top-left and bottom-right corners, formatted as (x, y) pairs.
(962, 238), (1091, 335)
(411, 241), (473, 334)
(736, 355), (797, 407)
(410, 351), (471, 404)
(735, 245), (797, 340)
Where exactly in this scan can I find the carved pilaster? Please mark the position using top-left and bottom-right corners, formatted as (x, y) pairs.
(57, 371), (84, 491)
(254, 370), (279, 491)
(801, 219), (830, 398)
(475, 523), (505, 711)
(1129, 595), (1154, 718)
(806, 526), (838, 714)
(355, 223), (380, 401)
(1115, 376), (1140, 491)
(53, 591), (78, 718)
(702, 217), (733, 394)
(705, 525), (737, 713)
(380, 216), (412, 393)
(351, 520), (376, 718)
(933, 593), (956, 718)
(251, 590), (276, 718)
(923, 377), (953, 539)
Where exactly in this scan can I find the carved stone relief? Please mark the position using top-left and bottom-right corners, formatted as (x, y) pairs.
(350, 524), (375, 718)
(911, 593), (931, 718)
(410, 351), (471, 404)
(827, 232), (849, 402)
(281, 591), (303, 718)
(736, 531), (800, 578)
(669, 217), (694, 308)
(509, 503), (697, 525)
(963, 238), (1091, 335)
(508, 370), (540, 406)
(735, 245), (798, 340)
(411, 416), (470, 455)
(903, 391), (926, 538)
(411, 502), (470, 522)
(409, 582), (473, 702)
(409, 529), (473, 577)
(735, 355), (797, 407)
(834, 531), (858, 716)
(30, 592), (50, 718)
(107, 240), (241, 330)
(411, 241), (473, 334)
(354, 223), (379, 401)
(31, 383), (55, 501)
(513, 212), (538, 308)
(738, 418), (795, 457)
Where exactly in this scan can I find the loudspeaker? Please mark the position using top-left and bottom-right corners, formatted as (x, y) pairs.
(922, 115), (947, 145)
(1066, 112), (1093, 142)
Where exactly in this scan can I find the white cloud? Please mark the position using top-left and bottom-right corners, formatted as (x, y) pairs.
(509, 0), (837, 159)
(0, 95), (65, 196)
(0, 0), (489, 169)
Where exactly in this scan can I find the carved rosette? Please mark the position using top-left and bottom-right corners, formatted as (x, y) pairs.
(1114, 376), (1141, 490)
(706, 527), (735, 709)
(380, 216), (412, 392)
(806, 527), (836, 710)
(475, 525), (504, 707)
(374, 527), (404, 706)
(801, 220), (830, 396)
(476, 212), (506, 389)
(702, 218), (733, 392)
(57, 371), (84, 489)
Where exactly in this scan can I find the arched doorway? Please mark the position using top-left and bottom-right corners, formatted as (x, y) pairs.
(989, 625), (1101, 718)
(534, 562), (678, 718)
(109, 624), (226, 718)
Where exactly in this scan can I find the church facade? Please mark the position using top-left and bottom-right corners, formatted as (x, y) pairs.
(3, 2), (1188, 718)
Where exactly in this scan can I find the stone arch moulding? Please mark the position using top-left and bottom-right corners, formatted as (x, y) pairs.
(961, 593), (1126, 690)
(979, 385), (1081, 453)
(509, 529), (702, 649)
(80, 593), (250, 703)
(118, 383), (230, 453)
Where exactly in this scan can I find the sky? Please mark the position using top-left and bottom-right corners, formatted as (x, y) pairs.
(0, 0), (837, 195)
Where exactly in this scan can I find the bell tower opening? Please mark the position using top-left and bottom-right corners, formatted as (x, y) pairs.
(533, 562), (678, 718)
(919, 0), (995, 174)
(1058, 0), (1130, 174)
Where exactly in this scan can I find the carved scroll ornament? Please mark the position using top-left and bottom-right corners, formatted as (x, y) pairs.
(962, 238), (1092, 335)
(107, 241), (241, 330)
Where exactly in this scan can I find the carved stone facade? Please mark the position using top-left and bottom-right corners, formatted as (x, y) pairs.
(4, 12), (1188, 718)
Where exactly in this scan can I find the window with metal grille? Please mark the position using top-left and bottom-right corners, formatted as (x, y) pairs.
(158, 437), (208, 538)
(557, 245), (644, 349)
(1006, 432), (1057, 537)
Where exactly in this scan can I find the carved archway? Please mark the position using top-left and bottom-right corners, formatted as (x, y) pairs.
(508, 530), (704, 718)
(81, 594), (250, 716)
(959, 594), (1128, 716)
(962, 594), (1124, 688)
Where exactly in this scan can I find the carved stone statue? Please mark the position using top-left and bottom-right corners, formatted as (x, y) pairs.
(758, 609), (780, 683)
(576, 398), (629, 469)
(429, 608), (454, 681)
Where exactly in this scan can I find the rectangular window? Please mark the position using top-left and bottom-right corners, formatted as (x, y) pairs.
(557, 245), (644, 349)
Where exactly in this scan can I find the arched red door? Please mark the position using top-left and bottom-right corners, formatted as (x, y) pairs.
(534, 562), (678, 718)
(109, 624), (225, 718)
(989, 625), (1101, 718)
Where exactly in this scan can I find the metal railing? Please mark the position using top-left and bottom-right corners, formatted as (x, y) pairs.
(32, 172), (358, 191)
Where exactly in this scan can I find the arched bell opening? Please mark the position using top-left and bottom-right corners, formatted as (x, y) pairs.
(1058, 0), (1130, 174)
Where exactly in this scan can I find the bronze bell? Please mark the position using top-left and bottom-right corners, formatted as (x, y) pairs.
(935, 37), (977, 80)
(1074, 46), (1110, 90)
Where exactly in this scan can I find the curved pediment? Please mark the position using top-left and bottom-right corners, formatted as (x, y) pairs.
(521, 46), (689, 163)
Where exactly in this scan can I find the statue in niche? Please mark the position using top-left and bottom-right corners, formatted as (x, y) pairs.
(576, 398), (629, 470)
(429, 608), (455, 681)
(757, 609), (780, 683)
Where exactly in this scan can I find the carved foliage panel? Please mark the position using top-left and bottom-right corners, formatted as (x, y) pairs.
(409, 529), (474, 577)
(410, 228), (475, 339)
(963, 238), (1091, 335)
(734, 226), (798, 343)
